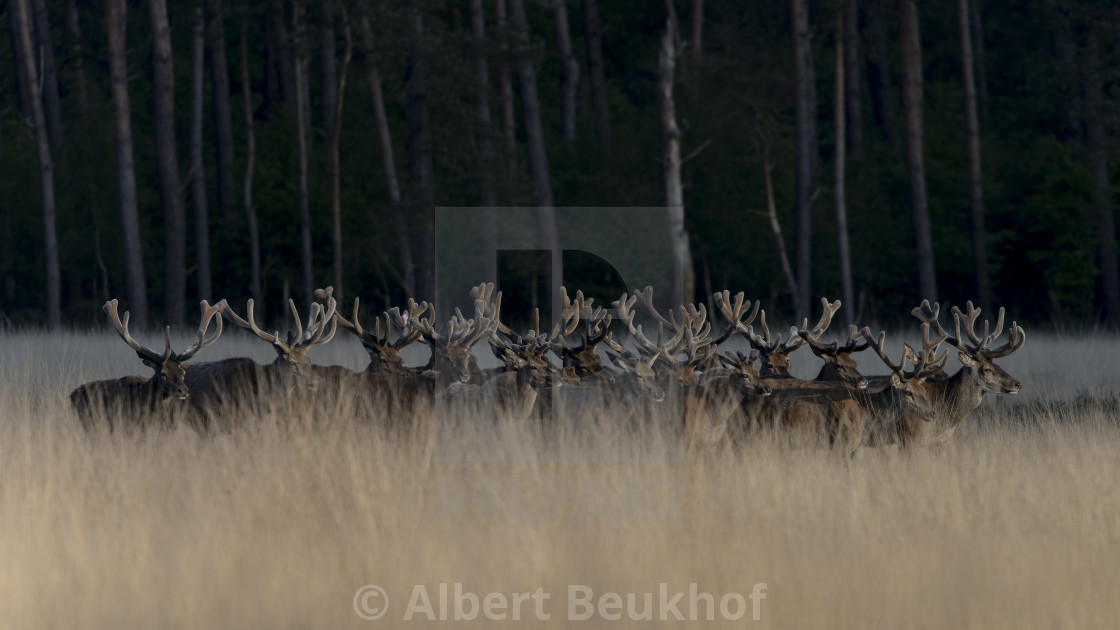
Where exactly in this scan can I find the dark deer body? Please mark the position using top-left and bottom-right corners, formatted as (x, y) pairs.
(71, 300), (224, 432)
(182, 295), (336, 430)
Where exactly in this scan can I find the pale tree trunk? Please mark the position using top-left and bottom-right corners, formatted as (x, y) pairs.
(865, 0), (897, 152)
(190, 2), (212, 301)
(66, 0), (88, 115)
(495, 0), (520, 197)
(469, 0), (498, 284)
(293, 0), (314, 306)
(551, 0), (578, 145)
(1083, 23), (1119, 319)
(360, 13), (414, 296)
(509, 0), (561, 317)
(969, 0), (988, 123)
(30, 0), (64, 148)
(899, 0), (937, 302)
(12, 0), (60, 327)
(791, 0), (814, 317)
(107, 0), (149, 328)
(148, 0), (186, 326)
(319, 0), (337, 136)
(208, 0), (236, 218)
(406, 3), (436, 301)
(328, 11), (351, 301)
(753, 108), (800, 313)
(660, 19), (694, 304)
(834, 6), (854, 326)
(957, 0), (989, 314)
(843, 0), (863, 158)
(581, 0), (610, 154)
(241, 14), (262, 308)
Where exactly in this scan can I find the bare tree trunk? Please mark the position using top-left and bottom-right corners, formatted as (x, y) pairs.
(319, 0), (337, 135)
(957, 0), (989, 314)
(107, 0), (149, 328)
(406, 3), (436, 301)
(12, 0), (60, 327)
(969, 0), (988, 123)
(241, 14), (262, 309)
(551, 0), (579, 145)
(328, 11), (351, 301)
(509, 0), (560, 316)
(495, 0), (520, 197)
(271, 2), (296, 106)
(293, 0), (314, 306)
(865, 0), (898, 152)
(208, 0), (236, 218)
(660, 18), (694, 304)
(9, 1), (34, 122)
(754, 109), (800, 314)
(843, 0), (863, 158)
(834, 6), (854, 326)
(360, 13), (414, 296)
(148, 0), (186, 326)
(581, 0), (611, 154)
(67, 0), (88, 115)
(690, 0), (704, 67)
(1083, 23), (1119, 320)
(469, 0), (498, 284)
(30, 0), (64, 148)
(791, 0), (814, 316)
(190, 2), (212, 301)
(899, 0), (937, 302)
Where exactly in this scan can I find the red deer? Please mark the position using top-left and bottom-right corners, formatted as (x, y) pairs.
(70, 299), (224, 432)
(892, 300), (1025, 447)
(181, 294), (337, 430)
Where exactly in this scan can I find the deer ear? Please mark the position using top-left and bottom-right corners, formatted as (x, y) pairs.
(139, 354), (157, 369)
(958, 352), (978, 368)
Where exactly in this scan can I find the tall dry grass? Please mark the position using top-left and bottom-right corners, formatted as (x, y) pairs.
(1, 327), (1118, 629)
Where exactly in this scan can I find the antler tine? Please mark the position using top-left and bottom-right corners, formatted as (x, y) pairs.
(103, 299), (168, 362)
(984, 320), (1026, 359)
(781, 325), (807, 352)
(174, 299), (227, 361)
(861, 326), (903, 373)
(225, 299), (288, 350)
(305, 293), (338, 347)
(841, 323), (869, 352)
(635, 286), (673, 328)
(758, 310), (774, 346)
(984, 307), (1006, 348)
(903, 322), (948, 380)
(910, 299), (950, 337)
(797, 327), (838, 353)
(286, 298), (306, 345)
(548, 286), (581, 339)
(803, 297), (841, 339)
(612, 292), (665, 357)
(162, 326), (173, 357)
(952, 301), (984, 346)
(334, 297), (364, 336)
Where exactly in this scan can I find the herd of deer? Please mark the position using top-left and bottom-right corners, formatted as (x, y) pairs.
(70, 283), (1025, 456)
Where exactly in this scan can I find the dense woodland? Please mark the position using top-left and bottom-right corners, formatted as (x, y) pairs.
(0, 0), (1117, 330)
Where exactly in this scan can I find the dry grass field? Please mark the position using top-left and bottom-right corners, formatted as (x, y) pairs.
(1, 326), (1118, 628)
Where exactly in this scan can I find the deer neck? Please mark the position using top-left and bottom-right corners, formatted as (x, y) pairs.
(932, 367), (986, 430)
